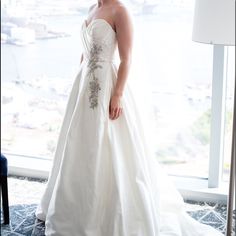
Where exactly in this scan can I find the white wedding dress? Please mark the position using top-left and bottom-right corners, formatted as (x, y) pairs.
(36, 19), (223, 236)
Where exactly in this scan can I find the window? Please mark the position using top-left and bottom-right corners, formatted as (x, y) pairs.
(134, 2), (213, 178)
(1, 0), (85, 159)
(1, 0), (234, 186)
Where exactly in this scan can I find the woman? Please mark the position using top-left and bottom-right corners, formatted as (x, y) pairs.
(36, 1), (223, 235)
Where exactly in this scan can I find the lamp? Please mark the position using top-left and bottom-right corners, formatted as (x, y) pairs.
(192, 0), (235, 235)
(192, 0), (235, 45)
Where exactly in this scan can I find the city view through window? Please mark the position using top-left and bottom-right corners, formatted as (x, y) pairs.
(1, 0), (235, 180)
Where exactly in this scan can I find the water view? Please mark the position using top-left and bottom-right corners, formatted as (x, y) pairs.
(1, 0), (234, 179)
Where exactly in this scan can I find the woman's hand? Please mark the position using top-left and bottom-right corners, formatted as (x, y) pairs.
(109, 94), (123, 120)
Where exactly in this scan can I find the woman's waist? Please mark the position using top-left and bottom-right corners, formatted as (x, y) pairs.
(83, 55), (115, 63)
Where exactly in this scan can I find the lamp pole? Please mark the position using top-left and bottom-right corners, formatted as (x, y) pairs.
(226, 75), (235, 236)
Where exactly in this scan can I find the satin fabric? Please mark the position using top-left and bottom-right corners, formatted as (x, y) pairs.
(36, 19), (223, 236)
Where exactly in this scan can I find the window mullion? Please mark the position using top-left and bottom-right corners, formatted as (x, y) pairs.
(208, 45), (226, 188)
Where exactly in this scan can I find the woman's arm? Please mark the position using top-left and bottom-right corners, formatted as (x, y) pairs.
(109, 6), (133, 120)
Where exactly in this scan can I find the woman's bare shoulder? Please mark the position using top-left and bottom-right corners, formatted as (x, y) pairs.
(113, 1), (132, 25)
(113, 1), (131, 20)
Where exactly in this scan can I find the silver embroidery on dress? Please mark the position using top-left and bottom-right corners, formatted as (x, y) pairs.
(87, 44), (103, 109)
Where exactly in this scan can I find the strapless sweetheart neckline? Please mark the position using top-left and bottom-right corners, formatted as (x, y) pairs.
(84, 18), (116, 34)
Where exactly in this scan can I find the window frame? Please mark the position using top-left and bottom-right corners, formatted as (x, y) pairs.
(208, 45), (227, 188)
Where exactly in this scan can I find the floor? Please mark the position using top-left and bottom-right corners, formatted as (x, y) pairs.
(1, 176), (235, 236)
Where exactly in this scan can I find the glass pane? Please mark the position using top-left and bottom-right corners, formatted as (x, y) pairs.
(223, 47), (235, 182)
(134, 1), (213, 178)
(1, 0), (214, 179)
(1, 1), (90, 159)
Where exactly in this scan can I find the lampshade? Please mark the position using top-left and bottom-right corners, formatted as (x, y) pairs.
(192, 0), (235, 46)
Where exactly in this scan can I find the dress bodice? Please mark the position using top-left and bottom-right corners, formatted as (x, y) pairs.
(81, 19), (117, 63)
